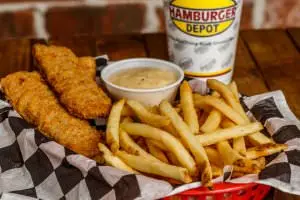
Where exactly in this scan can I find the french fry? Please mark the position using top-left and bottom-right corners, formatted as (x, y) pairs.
(212, 165), (223, 178)
(98, 143), (138, 174)
(180, 81), (199, 134)
(232, 172), (246, 178)
(146, 140), (169, 163)
(122, 117), (133, 123)
(228, 81), (239, 101)
(256, 157), (266, 169)
(147, 139), (168, 151)
(147, 105), (160, 114)
(205, 146), (223, 167)
(221, 118), (246, 156)
(119, 128), (160, 162)
(116, 151), (192, 183)
(234, 159), (261, 171)
(216, 141), (243, 165)
(163, 123), (180, 137)
(233, 165), (260, 174)
(121, 105), (135, 117)
(127, 100), (170, 128)
(194, 94), (245, 125)
(159, 100), (212, 186)
(194, 94), (272, 145)
(246, 143), (288, 159)
(211, 91), (221, 98)
(106, 99), (125, 152)
(200, 109), (222, 133)
(166, 152), (181, 166)
(207, 79), (247, 121)
(196, 122), (263, 146)
(121, 122), (197, 175)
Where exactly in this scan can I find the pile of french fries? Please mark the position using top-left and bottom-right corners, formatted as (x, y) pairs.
(98, 79), (287, 187)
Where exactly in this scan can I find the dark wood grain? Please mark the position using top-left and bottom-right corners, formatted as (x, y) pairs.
(233, 37), (269, 95)
(242, 30), (300, 117)
(144, 34), (169, 59)
(48, 36), (97, 56)
(288, 28), (300, 51)
(96, 35), (146, 60)
(0, 39), (31, 78)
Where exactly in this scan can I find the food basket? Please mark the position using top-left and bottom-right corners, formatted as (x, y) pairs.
(164, 183), (271, 200)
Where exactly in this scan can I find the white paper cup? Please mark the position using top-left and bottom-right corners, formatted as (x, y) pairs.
(164, 0), (243, 84)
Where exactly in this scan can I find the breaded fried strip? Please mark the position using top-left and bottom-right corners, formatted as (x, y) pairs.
(33, 44), (111, 119)
(0, 71), (101, 157)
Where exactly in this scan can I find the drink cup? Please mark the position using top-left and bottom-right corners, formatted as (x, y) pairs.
(164, 0), (243, 84)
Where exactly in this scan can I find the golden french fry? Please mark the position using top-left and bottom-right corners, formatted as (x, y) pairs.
(228, 81), (239, 101)
(234, 159), (261, 171)
(163, 123), (180, 137)
(166, 152), (181, 166)
(121, 122), (197, 175)
(119, 128), (160, 162)
(207, 79), (247, 121)
(200, 109), (222, 133)
(221, 118), (246, 155)
(197, 122), (263, 146)
(194, 94), (272, 145)
(147, 105), (160, 114)
(106, 99), (125, 152)
(147, 139), (168, 151)
(121, 105), (135, 117)
(256, 157), (266, 169)
(216, 141), (243, 165)
(159, 100), (212, 186)
(93, 155), (104, 164)
(98, 143), (138, 174)
(194, 94), (245, 125)
(121, 117), (134, 123)
(211, 165), (223, 178)
(211, 91), (221, 98)
(205, 146), (223, 167)
(146, 140), (169, 163)
(116, 151), (192, 183)
(126, 100), (170, 128)
(180, 81), (199, 134)
(233, 165), (260, 174)
(232, 172), (246, 178)
(246, 143), (288, 159)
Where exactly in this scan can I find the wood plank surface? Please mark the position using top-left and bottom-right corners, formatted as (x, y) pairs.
(0, 39), (31, 78)
(288, 28), (300, 50)
(242, 30), (300, 117)
(233, 37), (269, 95)
(96, 35), (146, 60)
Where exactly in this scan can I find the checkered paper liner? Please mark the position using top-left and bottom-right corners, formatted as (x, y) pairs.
(0, 57), (300, 200)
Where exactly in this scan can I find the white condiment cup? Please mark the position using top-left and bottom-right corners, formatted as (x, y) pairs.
(101, 58), (184, 106)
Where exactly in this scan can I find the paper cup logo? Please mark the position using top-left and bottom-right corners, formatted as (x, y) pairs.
(169, 0), (237, 37)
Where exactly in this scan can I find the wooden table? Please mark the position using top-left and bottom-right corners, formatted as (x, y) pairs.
(0, 29), (299, 200)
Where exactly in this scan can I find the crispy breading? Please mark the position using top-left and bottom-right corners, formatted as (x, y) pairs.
(78, 57), (96, 79)
(33, 44), (111, 119)
(0, 71), (101, 157)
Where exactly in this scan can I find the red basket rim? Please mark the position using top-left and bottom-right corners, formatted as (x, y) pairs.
(178, 183), (268, 196)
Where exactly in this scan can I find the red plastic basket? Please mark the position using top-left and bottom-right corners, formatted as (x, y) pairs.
(163, 183), (271, 200)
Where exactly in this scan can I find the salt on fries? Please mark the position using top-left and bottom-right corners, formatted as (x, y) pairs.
(98, 79), (287, 186)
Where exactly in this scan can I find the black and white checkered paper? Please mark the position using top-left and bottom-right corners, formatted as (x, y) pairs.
(0, 57), (300, 200)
